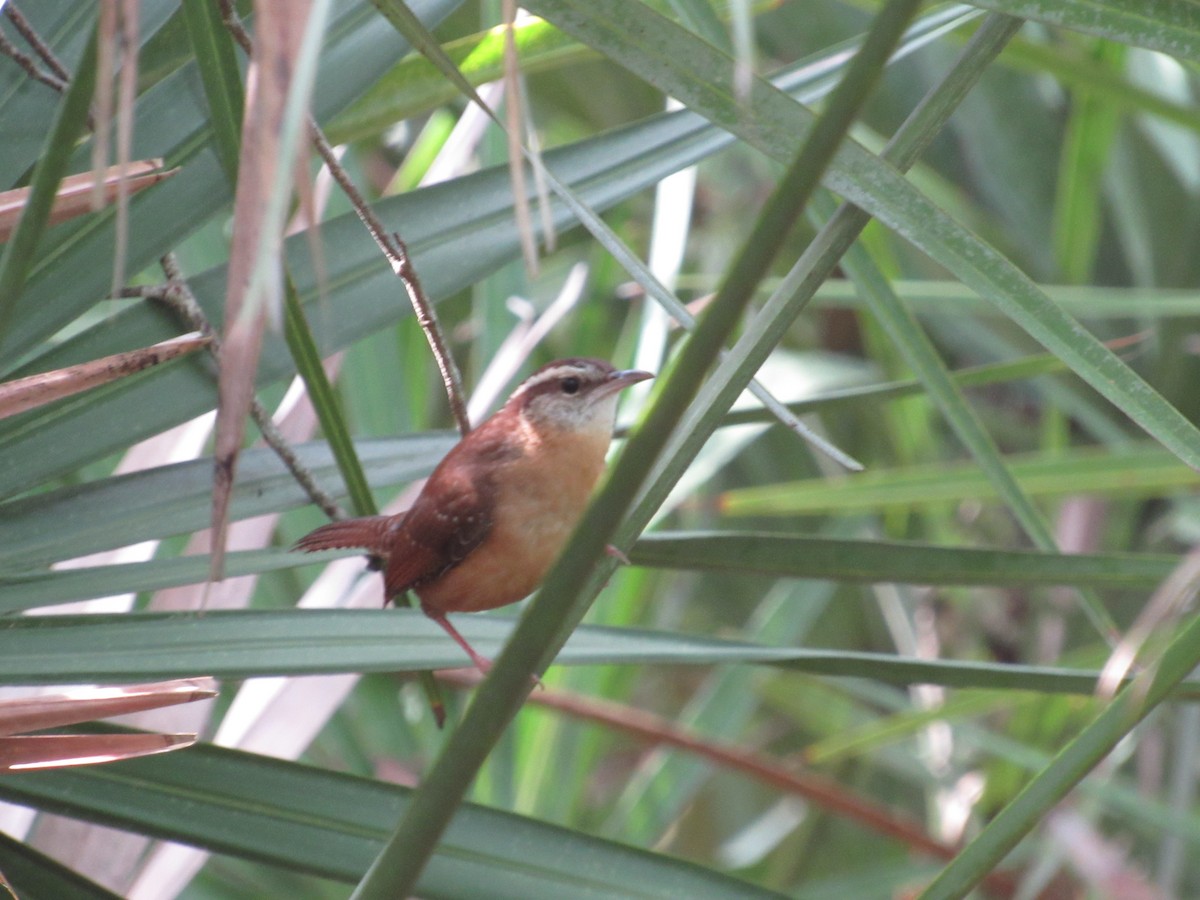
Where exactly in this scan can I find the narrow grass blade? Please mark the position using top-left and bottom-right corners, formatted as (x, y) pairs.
(720, 444), (1198, 515)
(181, 0), (243, 183)
(282, 276), (377, 518)
(630, 532), (1178, 589)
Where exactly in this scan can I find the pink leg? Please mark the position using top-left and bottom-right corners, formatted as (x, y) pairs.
(425, 609), (493, 674)
(424, 608), (544, 688)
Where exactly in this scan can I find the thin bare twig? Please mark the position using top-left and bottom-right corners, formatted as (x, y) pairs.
(116, 284), (171, 301)
(388, 228), (472, 427)
(308, 124), (470, 435)
(150, 254), (345, 521)
(0, 27), (66, 93)
(217, 0), (252, 54)
(3, 3), (71, 84)
(218, 0), (470, 436)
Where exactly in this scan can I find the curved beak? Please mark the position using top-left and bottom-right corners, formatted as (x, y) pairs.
(594, 368), (653, 400)
(613, 368), (654, 386)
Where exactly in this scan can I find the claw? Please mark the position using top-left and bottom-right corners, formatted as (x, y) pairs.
(605, 543), (631, 566)
(427, 609), (543, 688)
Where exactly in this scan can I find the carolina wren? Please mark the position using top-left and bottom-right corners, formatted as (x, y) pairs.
(295, 358), (653, 673)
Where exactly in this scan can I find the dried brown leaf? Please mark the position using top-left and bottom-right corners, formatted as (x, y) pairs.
(0, 733), (195, 772)
(0, 678), (217, 736)
(212, 0), (314, 581)
(0, 160), (175, 243)
(0, 333), (209, 420)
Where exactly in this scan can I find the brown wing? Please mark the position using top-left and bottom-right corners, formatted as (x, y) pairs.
(383, 454), (495, 600)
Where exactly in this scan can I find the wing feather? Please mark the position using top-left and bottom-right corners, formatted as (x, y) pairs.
(383, 442), (502, 599)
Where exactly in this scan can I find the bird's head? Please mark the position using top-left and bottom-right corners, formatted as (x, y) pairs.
(507, 357), (653, 438)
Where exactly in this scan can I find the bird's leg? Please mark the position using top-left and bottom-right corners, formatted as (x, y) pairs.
(424, 607), (494, 674)
(423, 606), (546, 689)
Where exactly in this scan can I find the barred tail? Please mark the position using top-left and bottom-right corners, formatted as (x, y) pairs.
(293, 515), (395, 555)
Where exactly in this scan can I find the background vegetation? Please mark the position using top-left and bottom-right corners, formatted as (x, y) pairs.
(2, 1), (1200, 897)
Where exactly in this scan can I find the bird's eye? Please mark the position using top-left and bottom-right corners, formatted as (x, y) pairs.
(561, 376), (581, 395)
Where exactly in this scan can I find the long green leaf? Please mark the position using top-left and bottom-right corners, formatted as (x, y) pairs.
(0, 739), (783, 899)
(721, 444), (1197, 515)
(0, 436), (455, 567)
(1001, 31), (1200, 136)
(630, 532), (1178, 589)
(827, 189), (1116, 636)
(0, 830), (120, 900)
(327, 17), (592, 143)
(0, 610), (1192, 698)
(282, 276), (378, 518)
(7, 522), (1178, 613)
(969, 0), (1200, 59)
(805, 279), (1200, 318)
(1051, 40), (1122, 281)
(0, 550), (317, 612)
(1, 528), (1178, 613)
(612, 13), (1028, 625)
(180, 0), (243, 183)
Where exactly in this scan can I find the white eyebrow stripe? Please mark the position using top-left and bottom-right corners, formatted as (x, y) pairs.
(511, 364), (590, 397)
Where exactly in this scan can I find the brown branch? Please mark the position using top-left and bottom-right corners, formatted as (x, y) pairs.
(387, 229), (471, 432)
(0, 25), (66, 93)
(3, 3), (70, 84)
(116, 284), (170, 301)
(218, 0), (470, 436)
(148, 254), (345, 522)
(216, 0), (252, 54)
(307, 124), (470, 435)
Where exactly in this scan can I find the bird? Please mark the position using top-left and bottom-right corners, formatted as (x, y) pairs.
(295, 357), (653, 674)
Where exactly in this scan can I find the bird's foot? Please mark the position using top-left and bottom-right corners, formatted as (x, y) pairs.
(430, 610), (542, 688)
(605, 543), (631, 566)
(465, 653), (544, 689)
